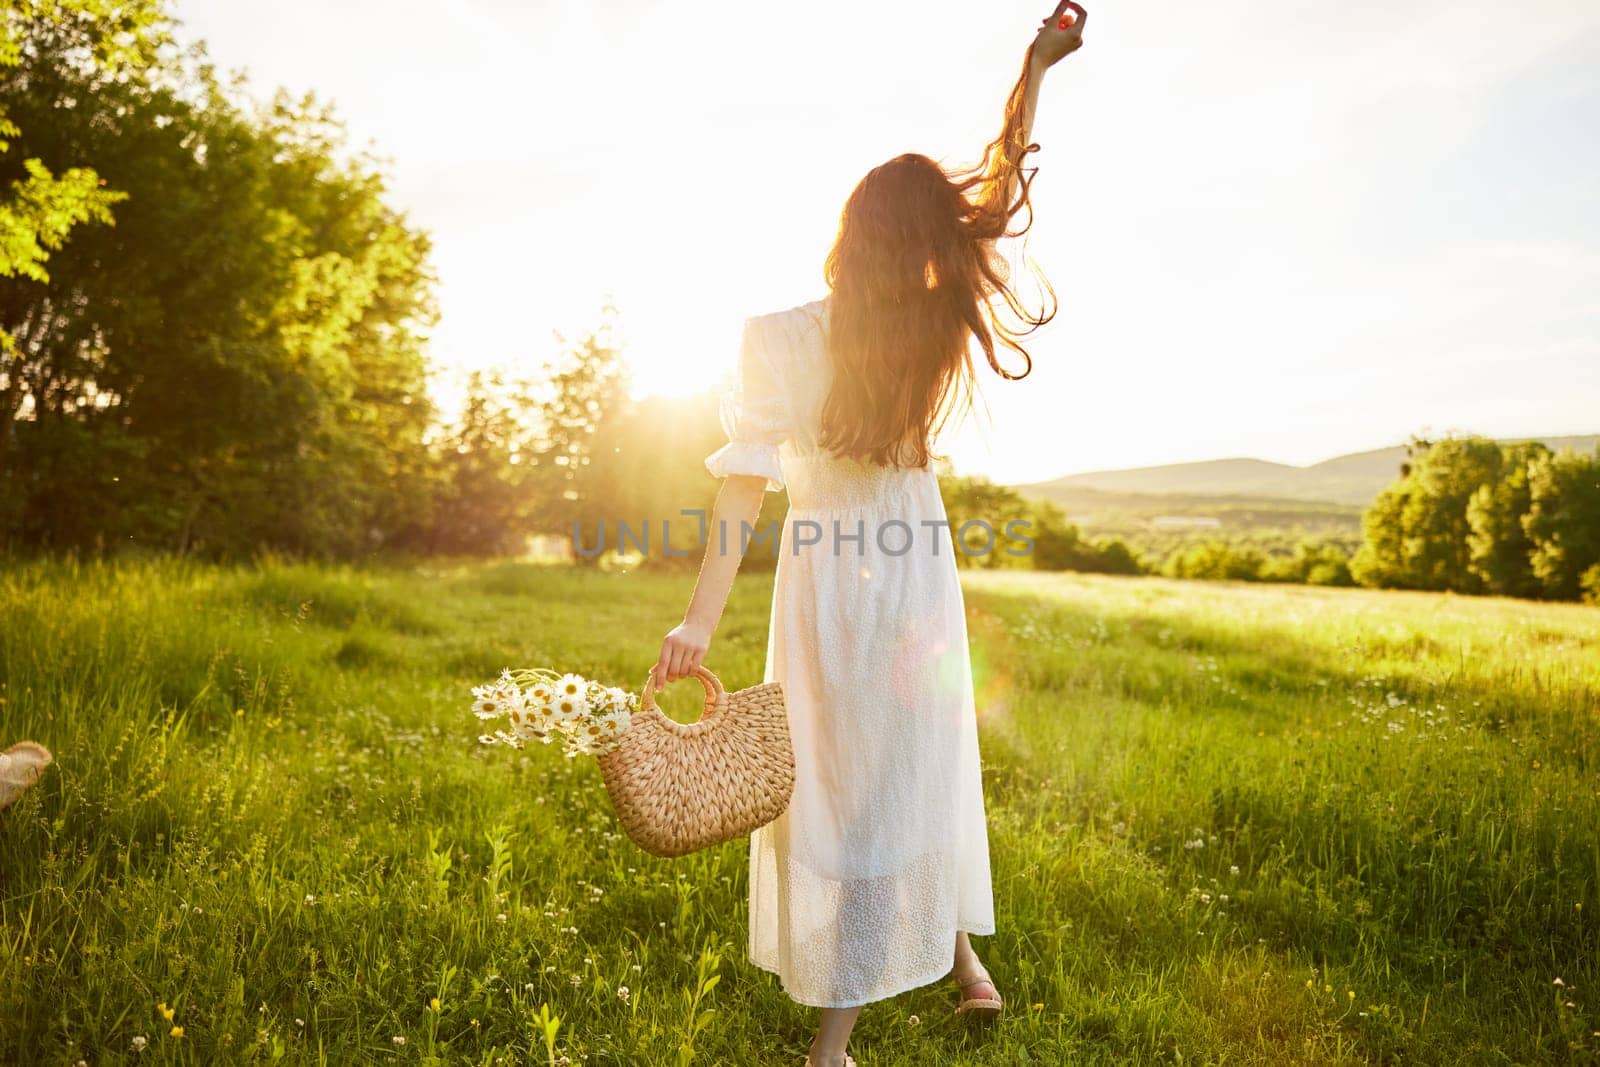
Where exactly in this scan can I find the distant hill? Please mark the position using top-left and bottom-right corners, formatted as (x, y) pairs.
(1016, 435), (1599, 508)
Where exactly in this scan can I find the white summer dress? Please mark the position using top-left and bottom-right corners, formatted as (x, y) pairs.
(703, 296), (996, 1008)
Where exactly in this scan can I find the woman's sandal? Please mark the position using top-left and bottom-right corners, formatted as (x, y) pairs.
(952, 961), (1004, 1018)
(0, 741), (52, 810)
(803, 1057), (855, 1067)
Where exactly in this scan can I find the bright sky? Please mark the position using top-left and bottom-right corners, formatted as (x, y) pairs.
(175, 0), (1600, 483)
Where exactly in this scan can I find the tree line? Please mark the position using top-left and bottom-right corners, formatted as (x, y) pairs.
(0, 1), (632, 560)
(0, 0), (1191, 576)
(5, 5), (1594, 604)
(1139, 436), (1600, 604)
(3, 1), (439, 556)
(1352, 435), (1600, 603)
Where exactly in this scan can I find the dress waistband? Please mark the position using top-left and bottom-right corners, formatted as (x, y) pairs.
(782, 453), (934, 510)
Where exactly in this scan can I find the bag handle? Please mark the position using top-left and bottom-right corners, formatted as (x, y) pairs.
(641, 665), (727, 724)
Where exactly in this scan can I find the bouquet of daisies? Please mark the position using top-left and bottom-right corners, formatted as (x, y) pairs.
(472, 668), (637, 757)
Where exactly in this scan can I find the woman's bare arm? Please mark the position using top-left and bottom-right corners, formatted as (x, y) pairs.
(984, 2), (1088, 217)
(653, 474), (768, 686)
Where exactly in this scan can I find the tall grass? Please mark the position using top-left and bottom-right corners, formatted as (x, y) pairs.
(1, 557), (1595, 1064)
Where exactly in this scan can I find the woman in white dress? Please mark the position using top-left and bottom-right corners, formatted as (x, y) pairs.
(653, 7), (1088, 1064)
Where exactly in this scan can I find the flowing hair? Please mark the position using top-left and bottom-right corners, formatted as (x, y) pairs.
(820, 48), (1058, 469)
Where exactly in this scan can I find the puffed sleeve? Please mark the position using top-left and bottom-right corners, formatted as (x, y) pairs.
(704, 314), (792, 492)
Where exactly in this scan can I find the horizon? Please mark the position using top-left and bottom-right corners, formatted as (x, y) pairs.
(174, 1), (1600, 483)
(1016, 428), (1600, 484)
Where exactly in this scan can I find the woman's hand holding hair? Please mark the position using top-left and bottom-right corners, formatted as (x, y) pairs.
(972, 0), (1087, 225)
(1032, 2), (1088, 69)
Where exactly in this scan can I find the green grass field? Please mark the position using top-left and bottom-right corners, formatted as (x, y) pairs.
(1, 557), (1597, 1065)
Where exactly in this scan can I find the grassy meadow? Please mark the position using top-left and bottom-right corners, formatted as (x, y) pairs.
(1, 557), (1597, 1065)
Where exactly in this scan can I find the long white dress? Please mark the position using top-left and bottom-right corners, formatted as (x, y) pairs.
(703, 296), (996, 1008)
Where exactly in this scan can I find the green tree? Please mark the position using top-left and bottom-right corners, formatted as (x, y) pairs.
(1523, 447), (1600, 601)
(938, 474), (1031, 570)
(1020, 497), (1145, 574)
(407, 370), (542, 556)
(1258, 538), (1354, 586)
(1582, 563), (1600, 606)
(1163, 539), (1266, 582)
(0, 0), (163, 297)
(1090, 538), (1144, 576)
(1351, 435), (1505, 592)
(1466, 442), (1548, 598)
(583, 389), (785, 571)
(1022, 498), (1087, 570)
(526, 311), (632, 548)
(1, 25), (435, 556)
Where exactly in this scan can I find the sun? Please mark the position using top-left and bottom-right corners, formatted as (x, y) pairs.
(614, 301), (752, 400)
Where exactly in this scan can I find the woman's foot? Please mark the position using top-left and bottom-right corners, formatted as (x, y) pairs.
(952, 933), (1003, 1017)
(804, 1051), (854, 1067)
(957, 971), (1000, 1003)
(952, 966), (1003, 1017)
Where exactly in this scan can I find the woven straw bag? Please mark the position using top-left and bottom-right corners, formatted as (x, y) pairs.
(596, 665), (794, 858)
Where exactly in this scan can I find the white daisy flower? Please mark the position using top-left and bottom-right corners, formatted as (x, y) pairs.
(521, 699), (560, 736)
(597, 709), (630, 739)
(470, 683), (505, 720)
(552, 691), (588, 725)
(471, 667), (634, 756)
(506, 693), (545, 739)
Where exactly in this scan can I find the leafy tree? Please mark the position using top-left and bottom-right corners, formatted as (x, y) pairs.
(1351, 436), (1504, 592)
(406, 370), (542, 556)
(528, 311), (634, 551)
(0, 0), (163, 299)
(1014, 496), (1080, 570)
(1163, 539), (1266, 582)
(939, 474), (1032, 570)
(1021, 497), (1145, 574)
(583, 389), (784, 571)
(1466, 442), (1548, 598)
(409, 316), (645, 562)
(1523, 447), (1600, 601)
(1354, 436), (1599, 602)
(1, 26), (435, 556)
(1349, 480), (1410, 589)
(1090, 539), (1144, 576)
(1258, 538), (1355, 586)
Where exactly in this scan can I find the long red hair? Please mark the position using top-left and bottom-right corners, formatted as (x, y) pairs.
(820, 53), (1057, 468)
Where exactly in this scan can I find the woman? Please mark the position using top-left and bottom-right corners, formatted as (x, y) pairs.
(653, 6), (1088, 1064)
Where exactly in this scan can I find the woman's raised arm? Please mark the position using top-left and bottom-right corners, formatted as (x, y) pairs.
(967, 2), (1088, 236)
